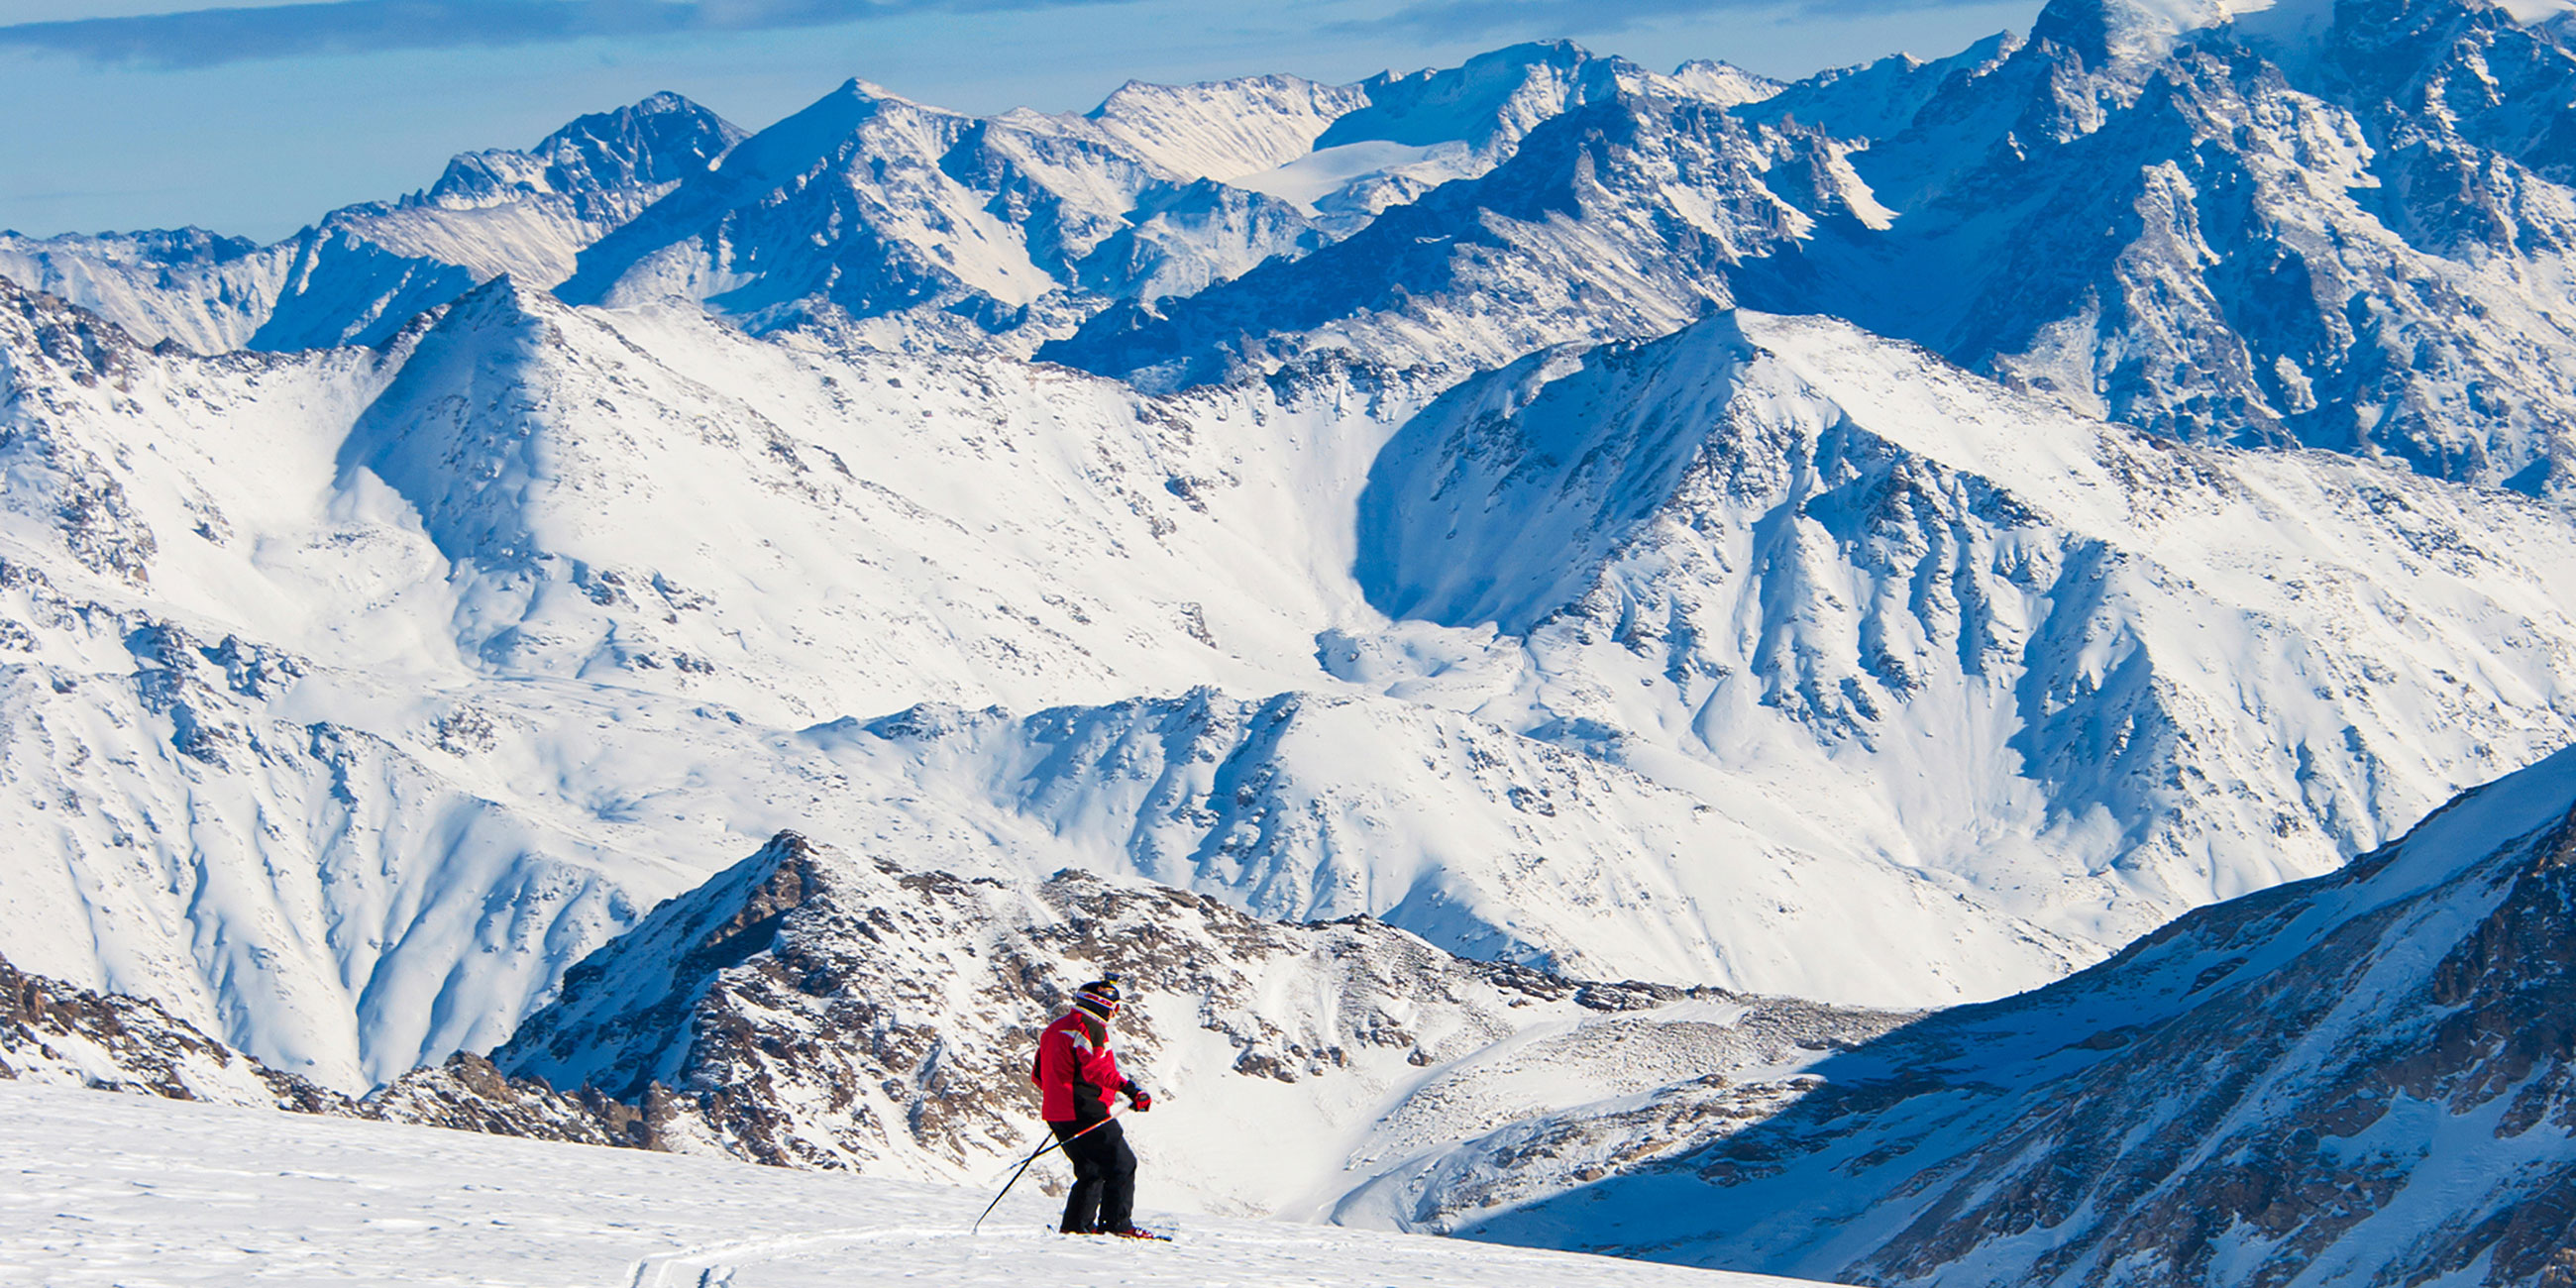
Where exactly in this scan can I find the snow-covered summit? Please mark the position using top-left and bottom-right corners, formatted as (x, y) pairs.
(1087, 73), (1374, 184)
(332, 89), (747, 290)
(555, 43), (1731, 348)
(1041, 84), (1829, 385)
(419, 90), (739, 213)
(1346, 304), (2576, 954)
(15, 255), (2576, 1100)
(1668, 59), (1786, 107)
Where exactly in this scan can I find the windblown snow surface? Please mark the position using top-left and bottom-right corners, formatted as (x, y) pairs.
(0, 1082), (1834, 1288)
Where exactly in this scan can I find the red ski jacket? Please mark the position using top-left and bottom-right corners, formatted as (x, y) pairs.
(1031, 1008), (1125, 1124)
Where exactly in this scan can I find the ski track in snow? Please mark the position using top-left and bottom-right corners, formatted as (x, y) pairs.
(0, 1082), (1836, 1288)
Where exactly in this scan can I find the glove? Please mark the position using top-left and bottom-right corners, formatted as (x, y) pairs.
(1125, 1081), (1152, 1112)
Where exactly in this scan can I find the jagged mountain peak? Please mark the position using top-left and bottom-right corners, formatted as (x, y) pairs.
(1346, 304), (2576, 962)
(1666, 58), (1786, 107)
(1321, 40), (1638, 154)
(1749, 32), (2022, 143)
(419, 90), (743, 213)
(497, 828), (830, 1090)
(0, 271), (145, 374)
(554, 69), (1247, 337)
(1042, 86), (1821, 385)
(357, 268), (560, 368)
(693, 77), (934, 187)
(551, 41), (1745, 349)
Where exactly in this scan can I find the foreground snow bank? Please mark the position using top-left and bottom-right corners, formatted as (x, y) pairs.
(0, 1082), (1834, 1287)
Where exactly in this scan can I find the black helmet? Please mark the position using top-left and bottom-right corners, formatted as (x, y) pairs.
(1073, 975), (1124, 1018)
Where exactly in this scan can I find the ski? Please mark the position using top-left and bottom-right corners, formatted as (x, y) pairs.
(1059, 1227), (1172, 1241)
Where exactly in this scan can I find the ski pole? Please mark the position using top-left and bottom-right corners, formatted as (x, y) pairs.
(972, 1109), (1122, 1235)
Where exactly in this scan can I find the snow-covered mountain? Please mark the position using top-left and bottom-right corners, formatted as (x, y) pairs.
(1355, 741), (2576, 1288)
(1731, 0), (2576, 493)
(555, 43), (1777, 353)
(549, 77), (1306, 349)
(0, 44), (1784, 368)
(491, 830), (1910, 1216)
(30, 6), (2571, 489)
(0, 92), (743, 353)
(11, 6), (2576, 1282)
(12, 233), (2576, 1098)
(1050, 0), (2576, 494)
(0, 268), (2060, 1090)
(1043, 85), (1828, 387)
(1350, 307), (2576, 954)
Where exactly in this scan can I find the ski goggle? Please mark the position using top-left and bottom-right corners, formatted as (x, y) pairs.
(1076, 989), (1122, 1016)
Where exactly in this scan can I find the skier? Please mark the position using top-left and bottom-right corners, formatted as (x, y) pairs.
(1030, 975), (1159, 1238)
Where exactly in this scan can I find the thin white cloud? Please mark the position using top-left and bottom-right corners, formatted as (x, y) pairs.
(0, 0), (1132, 68)
(1340, 0), (1997, 41)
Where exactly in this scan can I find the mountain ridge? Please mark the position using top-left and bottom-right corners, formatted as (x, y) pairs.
(1370, 743), (2576, 1288)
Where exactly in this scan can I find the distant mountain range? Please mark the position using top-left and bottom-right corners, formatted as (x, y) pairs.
(6, 0), (2576, 1283)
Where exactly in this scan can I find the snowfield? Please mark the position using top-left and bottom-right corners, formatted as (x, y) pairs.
(0, 1082), (1836, 1288)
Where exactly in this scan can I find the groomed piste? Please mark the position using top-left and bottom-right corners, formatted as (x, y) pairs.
(0, 1081), (1831, 1288)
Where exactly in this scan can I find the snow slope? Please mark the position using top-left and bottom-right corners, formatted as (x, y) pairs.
(1355, 745), (2576, 1288)
(0, 1081), (1836, 1288)
(1346, 307), (2576, 952)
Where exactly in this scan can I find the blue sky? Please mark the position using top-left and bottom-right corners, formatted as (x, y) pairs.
(0, 0), (2041, 242)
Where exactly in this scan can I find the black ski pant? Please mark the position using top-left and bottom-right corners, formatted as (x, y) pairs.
(1050, 1117), (1135, 1234)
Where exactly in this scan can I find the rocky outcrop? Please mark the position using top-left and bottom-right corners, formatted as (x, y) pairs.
(1, 951), (651, 1148)
(494, 830), (1911, 1210)
(1, 950), (304, 1106)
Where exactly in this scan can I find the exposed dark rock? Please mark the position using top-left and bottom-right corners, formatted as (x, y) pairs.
(1, 950), (651, 1148)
